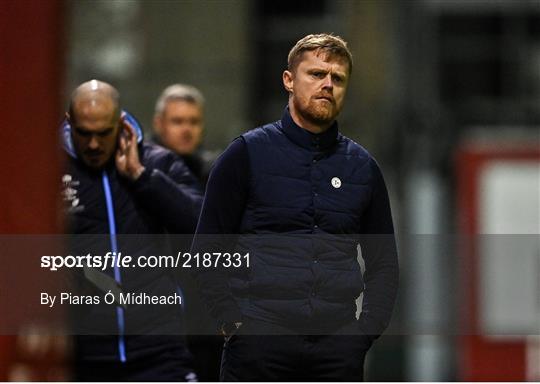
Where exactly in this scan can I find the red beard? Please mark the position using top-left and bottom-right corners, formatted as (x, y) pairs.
(294, 95), (337, 125)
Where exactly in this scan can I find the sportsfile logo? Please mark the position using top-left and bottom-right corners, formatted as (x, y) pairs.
(62, 174), (84, 213)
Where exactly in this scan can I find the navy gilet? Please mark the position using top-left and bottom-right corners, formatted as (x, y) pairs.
(231, 110), (380, 329)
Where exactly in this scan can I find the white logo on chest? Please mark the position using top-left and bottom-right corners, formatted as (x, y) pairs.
(331, 177), (342, 189)
(62, 174), (84, 213)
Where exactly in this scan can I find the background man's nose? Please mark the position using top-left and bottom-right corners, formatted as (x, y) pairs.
(88, 136), (99, 149)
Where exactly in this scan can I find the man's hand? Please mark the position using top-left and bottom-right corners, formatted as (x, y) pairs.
(116, 118), (145, 180)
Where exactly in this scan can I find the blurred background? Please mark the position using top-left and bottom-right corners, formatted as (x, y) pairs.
(1, 0), (539, 381)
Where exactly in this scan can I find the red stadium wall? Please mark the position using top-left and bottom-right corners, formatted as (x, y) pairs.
(456, 143), (540, 381)
(0, 0), (64, 380)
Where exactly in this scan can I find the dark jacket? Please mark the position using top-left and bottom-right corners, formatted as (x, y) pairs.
(61, 113), (203, 362)
(151, 135), (216, 187)
(195, 108), (398, 338)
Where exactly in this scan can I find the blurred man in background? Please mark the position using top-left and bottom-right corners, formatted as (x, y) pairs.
(152, 83), (222, 381)
(62, 79), (202, 381)
(194, 34), (399, 381)
(153, 84), (216, 186)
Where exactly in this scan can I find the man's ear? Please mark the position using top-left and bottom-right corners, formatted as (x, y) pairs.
(283, 70), (294, 93)
(153, 115), (162, 135)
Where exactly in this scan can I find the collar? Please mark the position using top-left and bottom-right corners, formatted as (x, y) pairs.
(280, 106), (338, 151)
